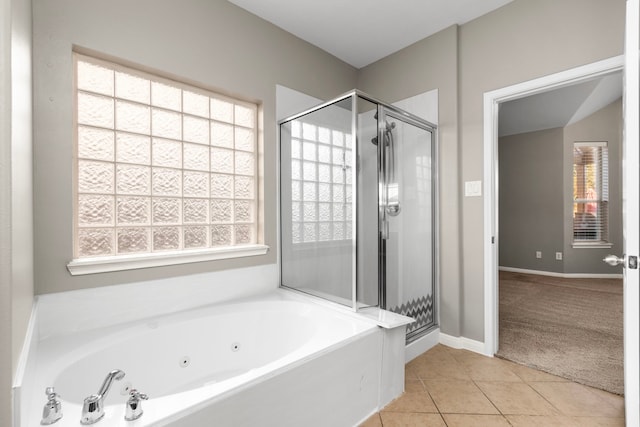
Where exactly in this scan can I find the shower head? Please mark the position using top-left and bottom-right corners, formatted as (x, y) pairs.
(371, 119), (396, 145)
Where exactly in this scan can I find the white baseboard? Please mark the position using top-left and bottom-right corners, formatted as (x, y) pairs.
(405, 328), (440, 363)
(499, 266), (623, 279)
(439, 333), (489, 356)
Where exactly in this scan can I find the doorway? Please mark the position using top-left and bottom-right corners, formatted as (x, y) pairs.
(483, 52), (640, 424)
(495, 72), (624, 394)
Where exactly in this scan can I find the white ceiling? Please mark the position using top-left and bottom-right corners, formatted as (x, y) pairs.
(499, 72), (623, 137)
(227, 0), (514, 69)
(227, 0), (622, 136)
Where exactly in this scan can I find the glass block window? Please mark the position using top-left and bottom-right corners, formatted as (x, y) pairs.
(289, 120), (353, 244)
(74, 53), (258, 258)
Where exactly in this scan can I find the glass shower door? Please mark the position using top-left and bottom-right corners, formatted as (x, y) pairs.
(380, 109), (437, 341)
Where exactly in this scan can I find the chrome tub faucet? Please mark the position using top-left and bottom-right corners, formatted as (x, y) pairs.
(80, 369), (125, 425)
(41, 387), (62, 425)
(124, 389), (148, 421)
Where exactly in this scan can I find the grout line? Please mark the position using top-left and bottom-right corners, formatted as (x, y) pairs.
(472, 378), (507, 418)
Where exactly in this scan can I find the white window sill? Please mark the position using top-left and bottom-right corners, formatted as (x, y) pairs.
(67, 244), (270, 276)
(572, 242), (613, 249)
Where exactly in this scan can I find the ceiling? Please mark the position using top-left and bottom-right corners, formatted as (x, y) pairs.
(227, 0), (514, 69)
(227, 0), (622, 136)
(499, 72), (623, 137)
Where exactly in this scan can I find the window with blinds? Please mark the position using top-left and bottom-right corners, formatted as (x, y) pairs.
(573, 142), (609, 244)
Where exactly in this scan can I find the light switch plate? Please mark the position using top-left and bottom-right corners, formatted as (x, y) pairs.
(465, 181), (482, 197)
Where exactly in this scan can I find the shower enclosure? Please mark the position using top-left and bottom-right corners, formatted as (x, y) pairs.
(279, 90), (437, 341)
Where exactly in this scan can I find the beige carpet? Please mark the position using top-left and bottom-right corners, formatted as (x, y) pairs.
(497, 271), (624, 395)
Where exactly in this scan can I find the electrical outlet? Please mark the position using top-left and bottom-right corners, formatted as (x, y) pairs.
(536, 251), (542, 259)
(556, 252), (563, 260)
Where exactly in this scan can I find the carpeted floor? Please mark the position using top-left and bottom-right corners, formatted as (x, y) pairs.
(497, 270), (624, 395)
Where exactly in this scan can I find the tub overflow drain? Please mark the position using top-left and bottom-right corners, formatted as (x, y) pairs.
(179, 356), (191, 368)
(231, 342), (241, 352)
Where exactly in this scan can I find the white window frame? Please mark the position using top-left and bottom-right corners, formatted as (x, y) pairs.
(572, 141), (610, 248)
(67, 53), (267, 275)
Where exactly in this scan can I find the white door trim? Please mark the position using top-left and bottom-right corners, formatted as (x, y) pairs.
(622, 0), (639, 424)
(482, 55), (625, 357)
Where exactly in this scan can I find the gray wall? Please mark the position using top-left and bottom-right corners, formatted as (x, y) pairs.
(499, 128), (564, 272)
(32, 0), (358, 294)
(359, 0), (625, 341)
(1, 0), (34, 424)
(457, 0), (623, 341)
(563, 99), (623, 274)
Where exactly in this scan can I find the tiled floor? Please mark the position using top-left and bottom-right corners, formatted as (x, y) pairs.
(361, 344), (625, 427)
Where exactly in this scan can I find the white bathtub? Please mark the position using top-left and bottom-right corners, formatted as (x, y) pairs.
(20, 286), (410, 427)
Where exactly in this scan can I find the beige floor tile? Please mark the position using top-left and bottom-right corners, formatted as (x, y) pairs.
(379, 412), (447, 427)
(405, 365), (419, 380)
(408, 345), (459, 368)
(506, 415), (582, 427)
(359, 413), (382, 427)
(475, 381), (558, 415)
(411, 357), (471, 381)
(405, 378), (426, 393)
(449, 348), (490, 364)
(442, 414), (512, 427)
(423, 344), (456, 359)
(588, 387), (625, 417)
(503, 360), (570, 383)
(571, 418), (625, 427)
(507, 415), (626, 427)
(369, 345), (626, 427)
(529, 382), (622, 417)
(381, 391), (439, 413)
(423, 379), (499, 414)
(573, 418), (626, 427)
(458, 356), (523, 382)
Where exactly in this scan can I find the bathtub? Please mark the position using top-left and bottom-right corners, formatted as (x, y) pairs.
(20, 285), (410, 427)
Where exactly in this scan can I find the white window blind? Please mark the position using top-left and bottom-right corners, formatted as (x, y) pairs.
(573, 142), (609, 243)
(73, 53), (259, 260)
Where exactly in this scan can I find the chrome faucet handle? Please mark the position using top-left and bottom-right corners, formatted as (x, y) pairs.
(41, 387), (63, 425)
(80, 369), (125, 425)
(124, 389), (149, 421)
(80, 394), (103, 425)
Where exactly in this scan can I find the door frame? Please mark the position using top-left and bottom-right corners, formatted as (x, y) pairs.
(483, 52), (640, 421)
(482, 54), (624, 357)
(622, 1), (639, 425)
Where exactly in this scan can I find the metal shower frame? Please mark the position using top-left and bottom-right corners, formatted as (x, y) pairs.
(277, 89), (439, 338)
